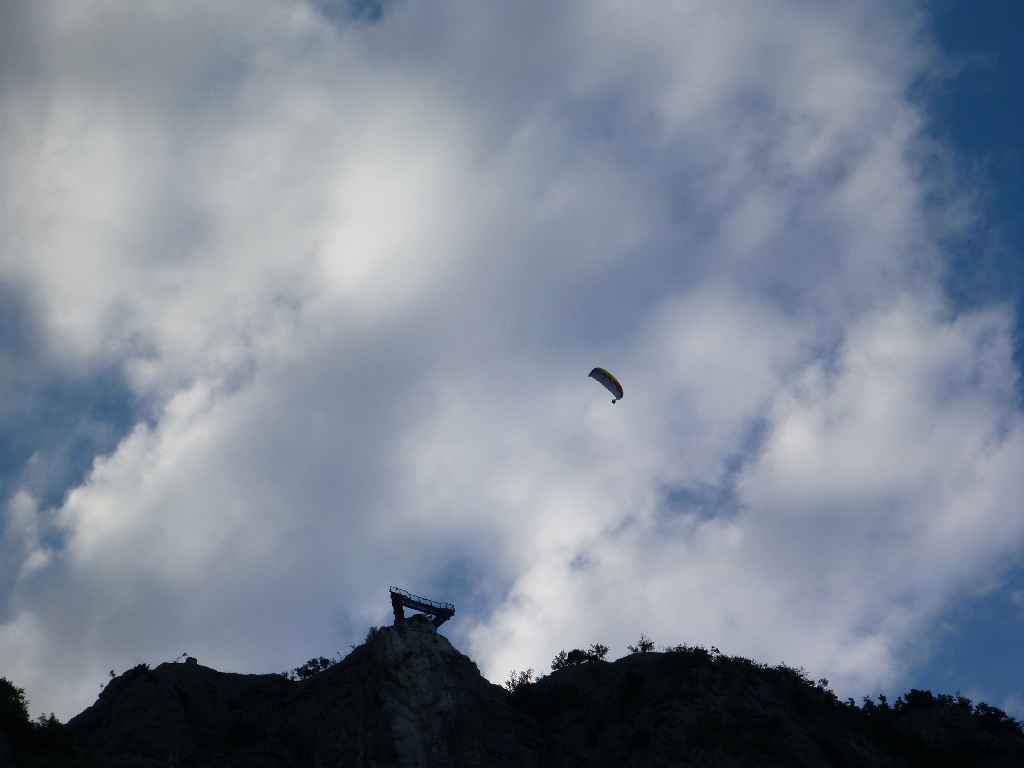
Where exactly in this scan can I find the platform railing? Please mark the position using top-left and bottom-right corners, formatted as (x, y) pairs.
(388, 586), (455, 612)
(389, 586), (456, 627)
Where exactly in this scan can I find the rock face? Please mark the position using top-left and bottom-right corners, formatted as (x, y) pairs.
(65, 615), (539, 767)
(3, 618), (1023, 766)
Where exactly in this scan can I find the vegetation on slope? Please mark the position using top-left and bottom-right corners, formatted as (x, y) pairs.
(2, 633), (1023, 766)
(0, 676), (73, 765)
(504, 639), (1024, 767)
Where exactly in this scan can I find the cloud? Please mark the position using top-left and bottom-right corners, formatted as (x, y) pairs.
(469, 296), (1024, 687)
(1, 0), (1022, 719)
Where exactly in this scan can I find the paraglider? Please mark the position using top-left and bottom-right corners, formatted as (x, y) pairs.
(589, 367), (624, 403)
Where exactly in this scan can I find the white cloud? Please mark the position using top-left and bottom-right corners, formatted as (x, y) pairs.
(1, 0), (1022, 719)
(468, 295), (1024, 689)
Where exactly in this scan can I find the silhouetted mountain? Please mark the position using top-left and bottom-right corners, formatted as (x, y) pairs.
(2, 615), (1022, 766)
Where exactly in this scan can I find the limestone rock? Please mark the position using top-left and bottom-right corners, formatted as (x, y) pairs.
(65, 614), (540, 767)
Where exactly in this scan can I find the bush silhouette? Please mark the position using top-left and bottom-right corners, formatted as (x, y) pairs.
(289, 656), (339, 681)
(504, 669), (535, 692)
(0, 676), (71, 755)
(627, 635), (655, 654)
(551, 643), (611, 670)
(0, 677), (31, 742)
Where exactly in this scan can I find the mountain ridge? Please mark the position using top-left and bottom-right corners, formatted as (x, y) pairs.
(2, 614), (1022, 766)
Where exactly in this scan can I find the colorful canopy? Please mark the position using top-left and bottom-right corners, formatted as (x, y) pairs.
(589, 367), (624, 403)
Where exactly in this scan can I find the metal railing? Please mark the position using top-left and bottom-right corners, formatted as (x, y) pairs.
(389, 586), (455, 612)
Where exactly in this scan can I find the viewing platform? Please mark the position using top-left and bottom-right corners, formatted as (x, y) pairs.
(390, 586), (456, 628)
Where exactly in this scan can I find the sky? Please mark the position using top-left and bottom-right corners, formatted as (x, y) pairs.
(1, 0), (1023, 721)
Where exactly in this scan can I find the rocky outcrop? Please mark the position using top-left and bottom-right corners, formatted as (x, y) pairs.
(3, 618), (1022, 766)
(65, 615), (540, 767)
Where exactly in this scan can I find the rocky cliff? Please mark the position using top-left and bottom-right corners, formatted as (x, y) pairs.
(63, 615), (538, 767)
(2, 615), (1023, 766)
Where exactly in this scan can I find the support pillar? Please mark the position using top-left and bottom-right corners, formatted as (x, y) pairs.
(391, 590), (406, 626)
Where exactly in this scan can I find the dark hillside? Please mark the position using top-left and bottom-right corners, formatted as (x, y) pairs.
(2, 618), (1022, 767)
(510, 644), (1024, 767)
(60, 615), (539, 767)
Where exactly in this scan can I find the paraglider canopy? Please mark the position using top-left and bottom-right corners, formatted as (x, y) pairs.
(589, 367), (624, 403)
